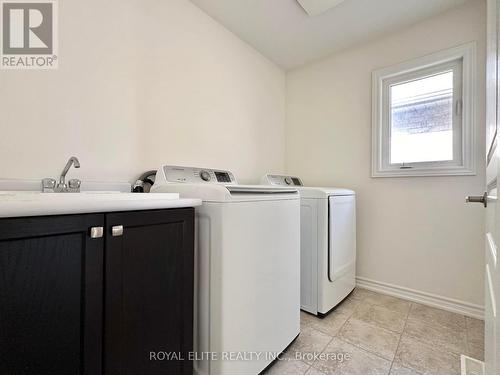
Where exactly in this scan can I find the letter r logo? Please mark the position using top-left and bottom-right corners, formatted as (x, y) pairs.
(2, 2), (53, 54)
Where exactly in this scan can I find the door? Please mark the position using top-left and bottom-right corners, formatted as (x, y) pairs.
(484, 0), (500, 373)
(0, 214), (104, 375)
(104, 208), (194, 375)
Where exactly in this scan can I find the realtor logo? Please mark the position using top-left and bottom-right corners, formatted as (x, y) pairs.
(1, 0), (58, 69)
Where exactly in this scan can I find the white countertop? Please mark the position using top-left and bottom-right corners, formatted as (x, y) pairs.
(0, 192), (202, 218)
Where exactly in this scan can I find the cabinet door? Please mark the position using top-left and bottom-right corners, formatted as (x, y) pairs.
(105, 208), (194, 375)
(0, 214), (104, 375)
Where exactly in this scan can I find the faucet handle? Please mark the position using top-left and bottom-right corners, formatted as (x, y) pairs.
(68, 179), (81, 192)
(42, 178), (56, 193)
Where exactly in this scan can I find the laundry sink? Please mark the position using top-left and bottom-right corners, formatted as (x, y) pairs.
(0, 191), (179, 200)
(0, 191), (200, 218)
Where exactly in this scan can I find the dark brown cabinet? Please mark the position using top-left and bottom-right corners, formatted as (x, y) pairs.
(0, 208), (194, 375)
(0, 214), (104, 375)
(105, 209), (194, 375)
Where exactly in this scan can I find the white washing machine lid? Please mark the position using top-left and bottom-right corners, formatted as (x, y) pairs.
(151, 165), (299, 202)
(296, 186), (355, 199)
(152, 183), (299, 202)
(227, 185), (298, 194)
(261, 173), (354, 199)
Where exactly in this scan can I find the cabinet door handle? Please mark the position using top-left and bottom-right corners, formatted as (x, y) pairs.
(112, 225), (124, 237)
(89, 227), (104, 238)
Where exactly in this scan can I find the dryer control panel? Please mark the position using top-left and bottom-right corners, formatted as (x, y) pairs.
(162, 165), (237, 184)
(262, 174), (303, 186)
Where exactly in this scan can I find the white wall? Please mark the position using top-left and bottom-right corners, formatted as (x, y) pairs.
(0, 0), (486, 308)
(0, 0), (285, 184)
(285, 0), (486, 306)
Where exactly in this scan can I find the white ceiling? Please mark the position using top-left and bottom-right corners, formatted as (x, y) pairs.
(296, 0), (347, 16)
(189, 0), (470, 70)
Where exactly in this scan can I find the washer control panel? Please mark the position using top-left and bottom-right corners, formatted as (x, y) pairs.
(263, 174), (303, 186)
(162, 165), (237, 184)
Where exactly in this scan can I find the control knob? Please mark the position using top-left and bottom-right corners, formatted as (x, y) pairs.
(284, 177), (293, 185)
(200, 170), (211, 182)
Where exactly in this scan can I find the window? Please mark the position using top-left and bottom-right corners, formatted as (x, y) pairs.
(372, 43), (476, 177)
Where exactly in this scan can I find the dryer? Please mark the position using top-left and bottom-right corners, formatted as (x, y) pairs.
(152, 166), (300, 375)
(262, 174), (356, 316)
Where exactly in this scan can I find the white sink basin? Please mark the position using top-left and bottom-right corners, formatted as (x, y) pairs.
(0, 191), (201, 218)
(0, 191), (179, 200)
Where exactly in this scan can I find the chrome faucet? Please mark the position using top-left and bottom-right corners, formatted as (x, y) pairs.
(42, 156), (82, 193)
(58, 156), (80, 189)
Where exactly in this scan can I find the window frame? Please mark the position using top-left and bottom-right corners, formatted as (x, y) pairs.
(371, 43), (476, 177)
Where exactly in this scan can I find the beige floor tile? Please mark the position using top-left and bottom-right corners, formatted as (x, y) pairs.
(305, 367), (326, 375)
(352, 303), (407, 333)
(295, 294), (473, 374)
(404, 317), (467, 355)
(348, 288), (375, 301)
(466, 317), (485, 348)
(390, 362), (422, 375)
(338, 318), (400, 360)
(362, 293), (412, 315)
(408, 304), (466, 330)
(332, 297), (362, 316)
(301, 310), (351, 336)
(301, 311), (316, 328)
(265, 359), (311, 374)
(312, 338), (391, 375)
(285, 326), (333, 363)
(395, 335), (460, 375)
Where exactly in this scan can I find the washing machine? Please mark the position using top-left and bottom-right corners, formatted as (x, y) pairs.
(151, 166), (300, 375)
(261, 174), (356, 316)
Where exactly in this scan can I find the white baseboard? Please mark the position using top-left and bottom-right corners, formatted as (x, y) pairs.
(356, 276), (484, 320)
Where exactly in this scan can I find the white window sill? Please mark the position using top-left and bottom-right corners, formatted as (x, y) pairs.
(372, 166), (476, 177)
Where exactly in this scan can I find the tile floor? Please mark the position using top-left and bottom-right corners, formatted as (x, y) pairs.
(264, 288), (485, 375)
